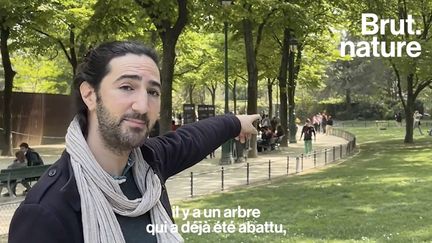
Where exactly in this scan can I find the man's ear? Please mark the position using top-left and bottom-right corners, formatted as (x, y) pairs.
(80, 81), (97, 111)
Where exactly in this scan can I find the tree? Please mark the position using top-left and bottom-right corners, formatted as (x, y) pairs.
(0, 0), (47, 155)
(267, 0), (342, 145)
(174, 30), (218, 107)
(27, 0), (99, 78)
(134, 0), (188, 134)
(343, 0), (432, 143)
(232, 1), (278, 157)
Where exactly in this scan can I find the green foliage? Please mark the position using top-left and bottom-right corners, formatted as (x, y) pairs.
(88, 0), (154, 43)
(11, 53), (70, 94)
(172, 29), (222, 109)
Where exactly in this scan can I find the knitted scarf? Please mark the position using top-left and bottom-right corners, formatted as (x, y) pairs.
(65, 117), (183, 243)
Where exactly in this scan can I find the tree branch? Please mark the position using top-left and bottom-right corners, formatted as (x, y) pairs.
(174, 60), (205, 77)
(414, 78), (432, 98)
(30, 27), (72, 64)
(390, 61), (406, 110)
(254, 8), (276, 57)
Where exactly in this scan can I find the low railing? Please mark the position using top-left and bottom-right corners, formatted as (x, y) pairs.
(166, 127), (356, 200)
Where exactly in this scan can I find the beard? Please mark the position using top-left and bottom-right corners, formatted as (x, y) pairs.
(96, 99), (152, 155)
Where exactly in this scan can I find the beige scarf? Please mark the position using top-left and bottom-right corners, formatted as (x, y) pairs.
(65, 117), (183, 243)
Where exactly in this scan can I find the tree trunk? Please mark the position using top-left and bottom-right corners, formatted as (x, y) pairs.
(345, 88), (351, 112)
(278, 28), (289, 147)
(159, 37), (177, 134)
(135, 0), (188, 135)
(287, 32), (297, 144)
(404, 73), (414, 143)
(232, 78), (237, 114)
(267, 78), (273, 119)
(0, 27), (15, 156)
(188, 84), (194, 104)
(243, 18), (258, 158)
(211, 86), (216, 106)
(69, 27), (78, 76)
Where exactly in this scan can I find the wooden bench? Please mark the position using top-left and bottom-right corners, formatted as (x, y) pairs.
(0, 165), (51, 197)
(375, 120), (389, 130)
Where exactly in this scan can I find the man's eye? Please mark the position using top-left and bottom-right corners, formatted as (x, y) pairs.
(120, 86), (133, 91)
(148, 90), (160, 97)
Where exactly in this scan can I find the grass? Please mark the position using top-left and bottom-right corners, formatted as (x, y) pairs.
(174, 126), (432, 242)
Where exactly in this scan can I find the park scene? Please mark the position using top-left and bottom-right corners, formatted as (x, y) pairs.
(1, 0), (432, 242)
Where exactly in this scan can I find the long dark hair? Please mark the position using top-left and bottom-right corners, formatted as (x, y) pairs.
(73, 41), (160, 137)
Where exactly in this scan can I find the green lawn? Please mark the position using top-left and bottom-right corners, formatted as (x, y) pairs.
(174, 127), (432, 242)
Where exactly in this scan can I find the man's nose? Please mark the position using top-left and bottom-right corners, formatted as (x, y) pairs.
(131, 91), (149, 114)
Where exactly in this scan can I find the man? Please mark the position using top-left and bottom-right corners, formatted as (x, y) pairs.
(261, 114), (271, 128)
(9, 41), (259, 243)
(395, 112), (402, 127)
(19, 142), (44, 166)
(300, 118), (316, 155)
(413, 110), (423, 135)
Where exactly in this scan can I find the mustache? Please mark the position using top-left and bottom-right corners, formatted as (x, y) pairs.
(121, 113), (150, 125)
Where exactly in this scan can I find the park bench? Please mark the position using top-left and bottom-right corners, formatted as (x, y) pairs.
(0, 165), (51, 197)
(375, 120), (389, 130)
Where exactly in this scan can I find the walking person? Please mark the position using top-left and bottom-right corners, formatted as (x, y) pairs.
(300, 119), (316, 155)
(9, 41), (259, 243)
(326, 115), (334, 135)
(321, 113), (327, 134)
(413, 110), (423, 135)
(312, 114), (320, 133)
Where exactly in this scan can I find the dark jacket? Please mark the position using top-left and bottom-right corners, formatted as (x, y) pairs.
(301, 125), (316, 141)
(25, 149), (44, 166)
(9, 115), (241, 243)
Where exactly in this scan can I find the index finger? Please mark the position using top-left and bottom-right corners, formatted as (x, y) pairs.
(249, 114), (261, 121)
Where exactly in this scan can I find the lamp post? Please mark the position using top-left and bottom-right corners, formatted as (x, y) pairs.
(220, 0), (233, 165)
(288, 36), (298, 144)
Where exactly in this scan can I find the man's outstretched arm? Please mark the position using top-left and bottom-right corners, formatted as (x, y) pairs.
(143, 114), (259, 180)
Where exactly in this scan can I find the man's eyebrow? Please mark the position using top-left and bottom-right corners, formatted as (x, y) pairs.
(148, 80), (161, 89)
(115, 74), (142, 82)
(114, 75), (161, 89)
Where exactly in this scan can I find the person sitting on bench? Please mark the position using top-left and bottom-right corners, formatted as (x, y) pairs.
(19, 143), (44, 166)
(257, 126), (274, 152)
(1, 151), (32, 197)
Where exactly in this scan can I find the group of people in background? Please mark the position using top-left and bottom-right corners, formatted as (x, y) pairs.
(396, 110), (428, 136)
(257, 112), (334, 155)
(257, 114), (284, 152)
(1, 143), (44, 197)
(311, 112), (334, 135)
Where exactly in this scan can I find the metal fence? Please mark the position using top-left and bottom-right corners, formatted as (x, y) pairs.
(166, 128), (356, 199)
(0, 200), (21, 236)
(336, 119), (432, 129)
(0, 128), (356, 237)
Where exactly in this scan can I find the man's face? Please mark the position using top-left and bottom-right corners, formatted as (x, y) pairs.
(19, 146), (27, 153)
(94, 54), (161, 153)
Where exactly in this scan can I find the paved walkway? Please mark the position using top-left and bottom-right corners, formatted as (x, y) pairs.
(165, 133), (348, 201)
(0, 132), (349, 236)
